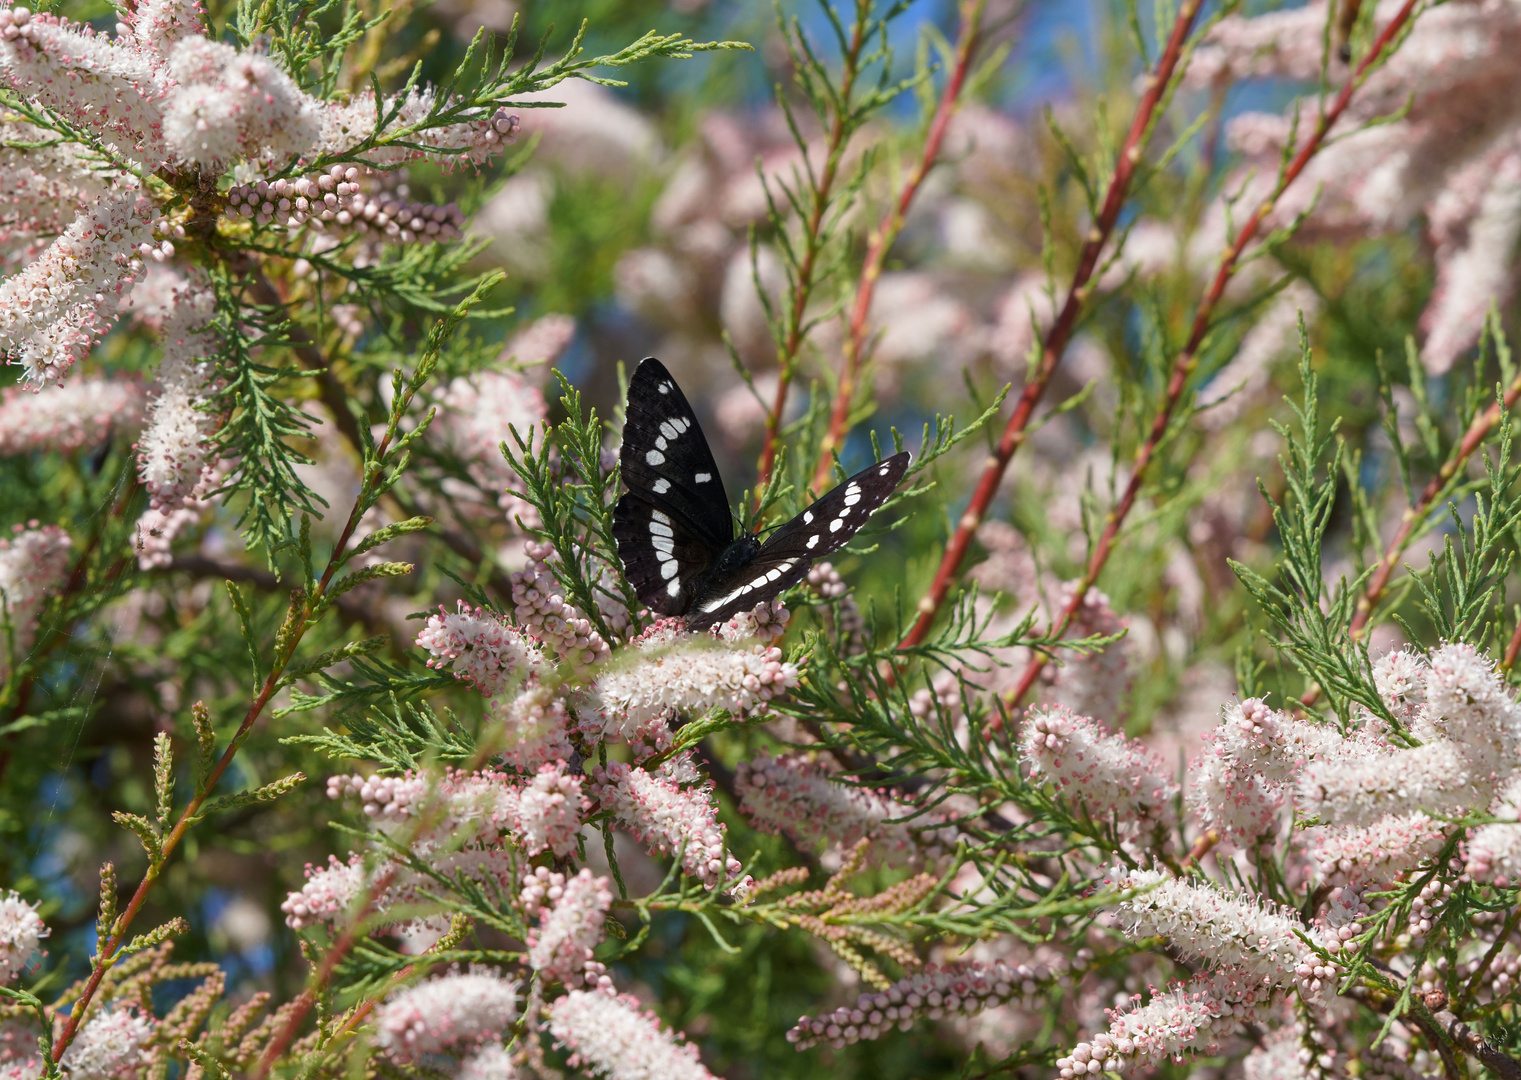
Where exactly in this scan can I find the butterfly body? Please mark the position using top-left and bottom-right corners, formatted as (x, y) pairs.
(614, 357), (910, 631)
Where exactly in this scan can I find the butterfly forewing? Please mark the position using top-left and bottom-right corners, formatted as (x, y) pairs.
(614, 358), (734, 615)
(682, 451), (912, 631)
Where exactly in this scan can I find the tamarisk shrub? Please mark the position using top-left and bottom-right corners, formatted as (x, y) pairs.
(8, 0), (1521, 1076)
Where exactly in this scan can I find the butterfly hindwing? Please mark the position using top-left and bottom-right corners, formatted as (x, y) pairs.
(682, 451), (912, 631)
(761, 451), (912, 561)
(614, 358), (734, 615)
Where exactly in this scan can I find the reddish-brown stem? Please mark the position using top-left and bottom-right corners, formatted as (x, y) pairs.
(754, 5), (872, 507)
(810, 0), (985, 495)
(49, 410), (408, 1063)
(898, 0), (1206, 649)
(994, 0), (1424, 721)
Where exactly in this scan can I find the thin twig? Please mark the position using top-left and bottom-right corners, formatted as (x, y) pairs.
(898, 0), (1206, 649)
(810, 0), (985, 495)
(994, 0), (1425, 720)
(754, 2), (874, 505)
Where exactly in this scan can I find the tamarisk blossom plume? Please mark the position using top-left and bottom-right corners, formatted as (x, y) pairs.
(372, 968), (519, 1063)
(1056, 973), (1276, 1077)
(0, 378), (145, 455)
(508, 760), (584, 858)
(434, 362), (548, 515)
(456, 1044), (524, 1080)
(522, 867), (613, 988)
(416, 601), (543, 697)
(0, 892), (46, 982)
(502, 312), (576, 366)
(0, 5), (174, 167)
(282, 770), (519, 930)
(1187, 697), (1344, 847)
(58, 1006), (154, 1080)
(162, 36), (320, 168)
(593, 761), (748, 895)
(1019, 706), (1178, 832)
(489, 681), (575, 771)
(736, 752), (954, 868)
(548, 990), (716, 1080)
(0, 185), (155, 386)
(1187, 0), (1521, 373)
(1112, 869), (1336, 998)
(510, 542), (619, 663)
(317, 89), (519, 168)
(1466, 776), (1521, 884)
(0, 120), (109, 246)
(0, 523), (71, 679)
(593, 621), (798, 747)
(787, 961), (1050, 1050)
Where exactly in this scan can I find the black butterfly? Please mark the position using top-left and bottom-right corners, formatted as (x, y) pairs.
(613, 357), (910, 632)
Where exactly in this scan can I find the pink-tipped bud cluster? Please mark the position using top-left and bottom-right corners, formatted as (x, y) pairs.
(416, 601), (542, 697)
(1056, 973), (1276, 1077)
(489, 681), (574, 771)
(510, 543), (612, 665)
(716, 597), (791, 643)
(1020, 706), (1178, 831)
(373, 968), (520, 1063)
(522, 867), (613, 989)
(509, 761), (585, 858)
(735, 752), (954, 868)
(594, 761), (748, 896)
(787, 961), (1049, 1049)
(227, 168), (465, 243)
(280, 853), (365, 929)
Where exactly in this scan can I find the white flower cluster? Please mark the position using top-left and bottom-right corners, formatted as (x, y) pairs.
(372, 968), (519, 1063)
(593, 760), (747, 895)
(0, 185), (155, 386)
(0, 378), (145, 456)
(787, 961), (1051, 1049)
(522, 867), (614, 989)
(1114, 869), (1336, 1000)
(547, 990), (717, 1080)
(592, 623), (798, 747)
(0, 522), (72, 680)
(415, 601), (543, 697)
(736, 751), (955, 868)
(509, 542), (614, 665)
(1019, 705), (1179, 831)
(0, 891), (46, 982)
(58, 1007), (154, 1080)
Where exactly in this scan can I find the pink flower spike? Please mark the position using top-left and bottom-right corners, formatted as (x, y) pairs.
(548, 990), (716, 1080)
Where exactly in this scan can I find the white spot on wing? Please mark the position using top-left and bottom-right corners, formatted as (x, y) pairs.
(806, 534), (819, 549)
(650, 522), (673, 538)
(660, 560), (679, 580)
(659, 382), (673, 395)
(667, 578), (682, 597)
(803, 511), (813, 524)
(659, 421), (679, 440)
(652, 510), (670, 525)
(879, 465), (890, 475)
(652, 536), (674, 555)
(646, 450), (665, 466)
(829, 518), (844, 533)
(655, 436), (667, 451)
(653, 478), (670, 494)
(843, 483), (861, 506)
(694, 472), (711, 484)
